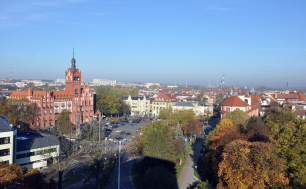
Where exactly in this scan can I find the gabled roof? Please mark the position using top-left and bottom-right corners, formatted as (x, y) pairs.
(276, 94), (299, 99)
(10, 90), (28, 97)
(297, 92), (306, 101)
(153, 94), (178, 102)
(0, 116), (14, 132)
(173, 101), (197, 107)
(251, 96), (261, 104)
(221, 96), (249, 107)
(53, 91), (71, 99)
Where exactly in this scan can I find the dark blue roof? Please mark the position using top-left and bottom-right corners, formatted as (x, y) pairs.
(17, 132), (59, 152)
(0, 116), (15, 132)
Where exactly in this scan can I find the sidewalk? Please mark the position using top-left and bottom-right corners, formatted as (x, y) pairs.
(177, 139), (203, 189)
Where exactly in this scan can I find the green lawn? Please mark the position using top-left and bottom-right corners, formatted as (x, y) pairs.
(175, 141), (193, 178)
(78, 184), (94, 189)
(132, 162), (144, 189)
(62, 174), (82, 186)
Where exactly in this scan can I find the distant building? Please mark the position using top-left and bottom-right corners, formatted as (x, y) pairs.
(93, 79), (116, 87)
(56, 79), (65, 84)
(172, 101), (213, 117)
(10, 53), (95, 127)
(220, 95), (260, 118)
(152, 94), (178, 116)
(121, 95), (150, 116)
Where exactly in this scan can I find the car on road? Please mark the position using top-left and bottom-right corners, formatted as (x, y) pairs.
(112, 126), (119, 128)
(130, 124), (134, 126)
(116, 130), (122, 133)
(115, 136), (123, 140)
(126, 132), (131, 135)
(120, 131), (125, 135)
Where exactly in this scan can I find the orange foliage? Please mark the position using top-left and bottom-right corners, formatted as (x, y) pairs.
(183, 119), (202, 137)
(0, 163), (23, 188)
(217, 140), (289, 189)
(210, 126), (246, 181)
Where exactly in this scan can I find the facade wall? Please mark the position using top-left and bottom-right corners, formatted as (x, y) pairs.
(0, 130), (16, 164)
(15, 145), (59, 169)
(10, 66), (95, 127)
(152, 102), (176, 116)
(123, 96), (150, 116)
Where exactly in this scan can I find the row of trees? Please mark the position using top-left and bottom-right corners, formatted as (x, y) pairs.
(199, 108), (306, 188)
(127, 109), (206, 188)
(96, 86), (139, 98)
(0, 98), (36, 128)
(0, 162), (56, 189)
(95, 86), (134, 116)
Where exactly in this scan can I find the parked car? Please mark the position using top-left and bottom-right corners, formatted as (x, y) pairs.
(115, 136), (123, 140)
(116, 130), (122, 133)
(120, 131), (125, 135)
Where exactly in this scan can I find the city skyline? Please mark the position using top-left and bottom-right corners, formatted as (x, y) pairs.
(1, 0), (306, 88)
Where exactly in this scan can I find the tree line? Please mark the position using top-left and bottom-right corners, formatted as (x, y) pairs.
(198, 108), (306, 188)
(95, 86), (137, 117)
(129, 108), (205, 188)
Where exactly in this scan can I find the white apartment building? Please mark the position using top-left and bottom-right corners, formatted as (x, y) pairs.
(93, 79), (116, 87)
(122, 95), (150, 116)
(0, 116), (60, 169)
(15, 132), (59, 169)
(0, 116), (17, 164)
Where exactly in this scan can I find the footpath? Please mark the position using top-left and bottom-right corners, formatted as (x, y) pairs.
(177, 138), (204, 189)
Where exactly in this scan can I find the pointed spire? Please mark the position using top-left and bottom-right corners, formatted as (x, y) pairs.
(73, 47), (74, 58)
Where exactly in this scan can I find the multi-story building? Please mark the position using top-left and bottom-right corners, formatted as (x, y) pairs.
(9, 53), (95, 127)
(15, 132), (59, 169)
(121, 95), (150, 116)
(93, 79), (116, 87)
(152, 94), (178, 116)
(172, 101), (213, 117)
(0, 116), (17, 164)
(0, 116), (59, 169)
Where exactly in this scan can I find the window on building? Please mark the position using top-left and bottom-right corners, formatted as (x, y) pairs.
(0, 137), (10, 145)
(0, 149), (10, 157)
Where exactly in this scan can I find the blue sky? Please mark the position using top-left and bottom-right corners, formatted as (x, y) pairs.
(0, 0), (305, 88)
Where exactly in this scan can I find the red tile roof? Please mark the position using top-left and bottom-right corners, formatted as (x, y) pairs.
(221, 96), (249, 107)
(153, 93), (178, 102)
(276, 94), (299, 99)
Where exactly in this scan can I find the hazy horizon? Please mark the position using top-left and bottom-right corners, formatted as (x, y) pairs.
(1, 0), (305, 88)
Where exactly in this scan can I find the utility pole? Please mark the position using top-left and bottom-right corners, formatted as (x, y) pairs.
(114, 140), (125, 189)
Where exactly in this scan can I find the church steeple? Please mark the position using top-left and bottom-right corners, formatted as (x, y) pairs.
(71, 48), (76, 72)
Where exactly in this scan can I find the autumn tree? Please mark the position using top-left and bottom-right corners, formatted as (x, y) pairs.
(224, 109), (250, 130)
(57, 109), (74, 136)
(0, 163), (47, 189)
(144, 123), (178, 163)
(196, 92), (208, 106)
(265, 108), (306, 188)
(95, 94), (121, 117)
(217, 140), (289, 189)
(183, 118), (202, 137)
(245, 115), (265, 129)
(215, 94), (228, 105)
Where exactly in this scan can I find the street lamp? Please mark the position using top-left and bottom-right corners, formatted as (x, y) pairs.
(113, 139), (126, 189)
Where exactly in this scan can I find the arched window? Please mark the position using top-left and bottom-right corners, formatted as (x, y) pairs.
(75, 89), (78, 94)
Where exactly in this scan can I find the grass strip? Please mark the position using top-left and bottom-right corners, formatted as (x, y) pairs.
(132, 161), (144, 189)
(62, 174), (82, 186)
